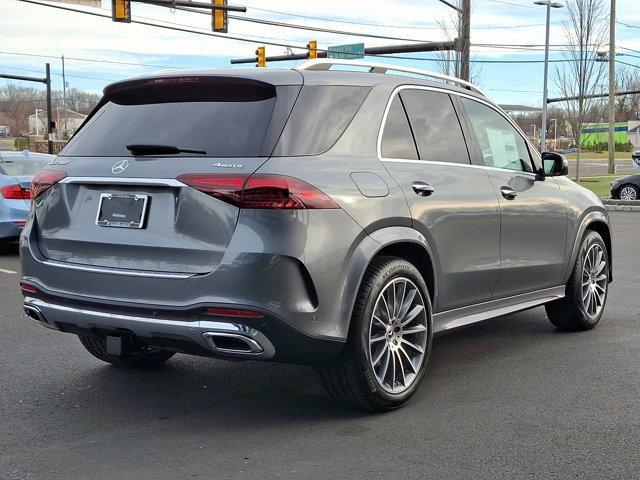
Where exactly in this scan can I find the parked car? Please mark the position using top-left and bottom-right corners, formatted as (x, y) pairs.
(610, 173), (640, 200)
(20, 61), (612, 411)
(559, 147), (578, 154)
(0, 150), (54, 241)
(0, 126), (11, 138)
(632, 150), (640, 167)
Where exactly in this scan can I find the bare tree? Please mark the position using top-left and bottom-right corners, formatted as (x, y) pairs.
(0, 83), (42, 134)
(432, 2), (482, 84)
(553, 0), (607, 180)
(615, 65), (640, 121)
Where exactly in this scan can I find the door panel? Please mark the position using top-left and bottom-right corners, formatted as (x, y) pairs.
(486, 172), (567, 297)
(380, 90), (501, 312)
(460, 97), (568, 298)
(384, 159), (501, 311)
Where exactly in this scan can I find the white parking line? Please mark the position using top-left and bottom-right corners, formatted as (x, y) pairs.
(0, 268), (17, 274)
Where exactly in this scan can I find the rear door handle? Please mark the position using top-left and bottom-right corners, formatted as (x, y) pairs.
(411, 181), (435, 197)
(500, 186), (518, 200)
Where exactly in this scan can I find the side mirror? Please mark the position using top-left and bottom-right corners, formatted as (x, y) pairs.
(542, 152), (568, 177)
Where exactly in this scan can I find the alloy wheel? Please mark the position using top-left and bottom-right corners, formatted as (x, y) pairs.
(620, 186), (637, 201)
(581, 243), (607, 318)
(368, 277), (428, 394)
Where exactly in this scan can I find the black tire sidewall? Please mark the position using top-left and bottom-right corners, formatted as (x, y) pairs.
(354, 258), (433, 406)
(570, 231), (609, 327)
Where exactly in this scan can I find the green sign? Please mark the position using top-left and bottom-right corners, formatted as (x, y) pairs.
(327, 43), (365, 60)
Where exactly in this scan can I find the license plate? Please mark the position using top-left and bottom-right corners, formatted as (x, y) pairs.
(95, 193), (149, 229)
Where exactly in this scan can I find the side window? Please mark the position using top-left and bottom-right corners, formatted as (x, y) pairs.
(400, 90), (470, 164)
(461, 98), (533, 173)
(381, 96), (418, 159)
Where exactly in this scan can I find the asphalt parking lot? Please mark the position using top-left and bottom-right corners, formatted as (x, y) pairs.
(1, 212), (639, 480)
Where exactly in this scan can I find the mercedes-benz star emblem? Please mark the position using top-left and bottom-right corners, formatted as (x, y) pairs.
(111, 159), (130, 175)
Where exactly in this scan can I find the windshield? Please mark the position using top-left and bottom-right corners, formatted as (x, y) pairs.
(61, 78), (280, 158)
(0, 158), (50, 176)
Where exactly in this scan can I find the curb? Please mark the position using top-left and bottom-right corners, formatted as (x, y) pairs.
(600, 198), (640, 212)
(604, 205), (640, 212)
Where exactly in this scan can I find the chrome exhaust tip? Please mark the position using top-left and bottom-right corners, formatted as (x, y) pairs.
(202, 332), (264, 354)
(24, 304), (45, 323)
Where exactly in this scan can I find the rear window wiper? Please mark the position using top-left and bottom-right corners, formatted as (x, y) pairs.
(126, 144), (207, 156)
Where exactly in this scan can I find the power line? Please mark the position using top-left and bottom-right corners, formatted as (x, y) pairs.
(11, 0), (452, 64)
(172, 5), (436, 43)
(619, 46), (640, 54)
(13, 0), (316, 52)
(617, 60), (640, 70)
(243, 3), (559, 30)
(9, 0), (615, 69)
(485, 0), (541, 10)
(0, 63), (118, 82)
(0, 50), (174, 69)
(616, 20), (640, 29)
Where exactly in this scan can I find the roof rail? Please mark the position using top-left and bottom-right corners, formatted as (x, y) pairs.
(297, 59), (485, 97)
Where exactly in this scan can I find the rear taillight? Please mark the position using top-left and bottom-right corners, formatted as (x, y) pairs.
(31, 170), (67, 199)
(0, 184), (31, 200)
(177, 173), (339, 210)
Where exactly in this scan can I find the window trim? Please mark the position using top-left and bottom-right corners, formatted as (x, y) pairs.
(377, 85), (540, 178)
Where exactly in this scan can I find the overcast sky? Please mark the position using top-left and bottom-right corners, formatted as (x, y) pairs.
(1, 0), (639, 106)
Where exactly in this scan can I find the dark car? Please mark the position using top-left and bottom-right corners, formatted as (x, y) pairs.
(20, 60), (612, 411)
(610, 172), (640, 200)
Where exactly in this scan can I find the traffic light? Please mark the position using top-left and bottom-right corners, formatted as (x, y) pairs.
(255, 46), (266, 68)
(212, 0), (228, 33)
(306, 40), (318, 59)
(111, 0), (131, 23)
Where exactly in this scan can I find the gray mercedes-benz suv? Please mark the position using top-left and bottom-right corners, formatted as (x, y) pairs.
(20, 60), (612, 411)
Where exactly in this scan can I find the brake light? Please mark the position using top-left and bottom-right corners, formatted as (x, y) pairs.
(31, 170), (67, 199)
(205, 307), (264, 318)
(0, 184), (31, 200)
(177, 173), (339, 210)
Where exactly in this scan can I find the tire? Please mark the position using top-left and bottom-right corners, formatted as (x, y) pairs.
(319, 256), (433, 412)
(78, 335), (175, 368)
(619, 184), (639, 201)
(545, 230), (609, 332)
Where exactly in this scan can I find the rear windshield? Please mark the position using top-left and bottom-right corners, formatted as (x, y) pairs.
(61, 78), (280, 158)
(0, 158), (50, 176)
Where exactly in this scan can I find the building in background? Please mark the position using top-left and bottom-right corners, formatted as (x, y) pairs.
(580, 121), (640, 150)
(28, 107), (87, 138)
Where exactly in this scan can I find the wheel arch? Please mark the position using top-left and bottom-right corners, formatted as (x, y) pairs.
(564, 210), (613, 284)
(337, 226), (438, 339)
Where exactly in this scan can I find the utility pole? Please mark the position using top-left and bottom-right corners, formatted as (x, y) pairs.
(607, 0), (616, 174)
(62, 55), (67, 138)
(435, 0), (470, 80)
(45, 63), (53, 154)
(459, 0), (471, 81)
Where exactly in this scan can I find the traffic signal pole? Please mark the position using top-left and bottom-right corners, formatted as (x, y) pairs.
(0, 63), (53, 154)
(230, 40), (457, 66)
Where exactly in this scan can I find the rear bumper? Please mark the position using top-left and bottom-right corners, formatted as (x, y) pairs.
(22, 293), (344, 365)
(0, 220), (26, 239)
